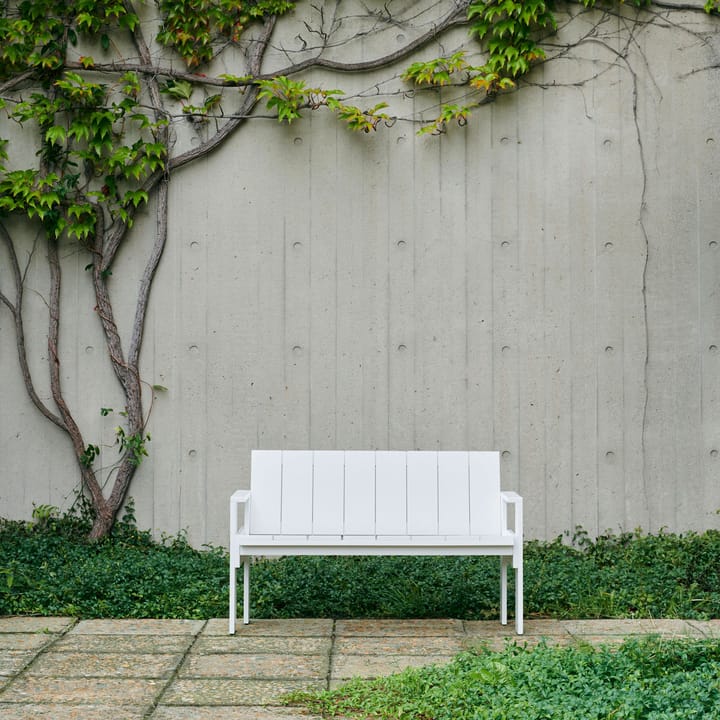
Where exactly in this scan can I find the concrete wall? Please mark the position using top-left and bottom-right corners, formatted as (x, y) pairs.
(1, 2), (719, 546)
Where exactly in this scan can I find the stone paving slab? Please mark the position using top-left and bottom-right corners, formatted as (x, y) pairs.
(205, 619), (333, 637)
(0, 617), (75, 634)
(335, 618), (464, 636)
(464, 635), (577, 652)
(0, 676), (165, 705)
(160, 678), (324, 706)
(52, 634), (195, 654)
(0, 633), (58, 651)
(70, 619), (205, 635)
(464, 619), (568, 637)
(0, 703), (147, 719)
(179, 653), (329, 680)
(334, 635), (465, 655)
(150, 706), (322, 720)
(0, 650), (36, 676)
(2, 616), (719, 714)
(686, 620), (720, 637)
(27, 651), (182, 678)
(192, 635), (332, 655)
(562, 619), (703, 637)
(332, 653), (456, 679)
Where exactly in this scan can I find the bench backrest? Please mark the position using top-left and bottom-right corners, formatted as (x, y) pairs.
(249, 450), (502, 536)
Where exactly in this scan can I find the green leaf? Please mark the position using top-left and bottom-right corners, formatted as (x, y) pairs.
(44, 126), (66, 145)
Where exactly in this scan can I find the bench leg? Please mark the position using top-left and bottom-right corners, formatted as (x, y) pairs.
(243, 558), (250, 625)
(229, 563), (237, 635)
(500, 557), (508, 626)
(515, 563), (524, 635)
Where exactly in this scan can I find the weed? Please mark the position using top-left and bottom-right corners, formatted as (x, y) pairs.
(286, 638), (720, 720)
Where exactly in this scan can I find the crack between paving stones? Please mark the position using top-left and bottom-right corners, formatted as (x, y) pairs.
(142, 618), (208, 719)
(0, 618), (80, 700)
(326, 618), (337, 691)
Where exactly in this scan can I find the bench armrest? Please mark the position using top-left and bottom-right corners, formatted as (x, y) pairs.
(500, 491), (523, 540)
(231, 490), (251, 504)
(230, 490), (251, 538)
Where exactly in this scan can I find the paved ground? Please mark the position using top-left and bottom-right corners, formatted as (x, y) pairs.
(1, 616), (719, 719)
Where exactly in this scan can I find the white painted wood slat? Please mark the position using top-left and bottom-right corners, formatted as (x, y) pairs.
(344, 451), (376, 534)
(375, 451), (407, 535)
(407, 451), (438, 535)
(438, 452), (470, 535)
(469, 451), (502, 535)
(281, 450), (313, 534)
(312, 451), (345, 534)
(250, 450), (282, 534)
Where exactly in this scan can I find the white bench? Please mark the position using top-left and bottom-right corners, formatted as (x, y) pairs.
(229, 450), (523, 634)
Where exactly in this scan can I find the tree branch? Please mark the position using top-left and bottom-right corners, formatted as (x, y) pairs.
(128, 177), (168, 369)
(0, 222), (66, 429)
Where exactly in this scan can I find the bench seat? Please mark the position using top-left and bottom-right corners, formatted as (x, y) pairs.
(229, 450), (523, 634)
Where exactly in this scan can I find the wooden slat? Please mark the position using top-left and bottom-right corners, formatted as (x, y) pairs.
(344, 451), (376, 534)
(438, 452), (470, 535)
(250, 451), (282, 534)
(312, 451), (345, 534)
(281, 450), (313, 534)
(407, 451), (438, 535)
(469, 452), (502, 535)
(375, 451), (407, 535)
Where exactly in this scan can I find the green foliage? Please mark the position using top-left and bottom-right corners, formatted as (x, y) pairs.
(0, 67), (166, 238)
(403, 51), (472, 87)
(2, 519), (719, 621)
(0, 0), (138, 77)
(468, 0), (555, 82)
(0, 510), (229, 618)
(257, 76), (316, 123)
(156, 0), (295, 68)
(114, 426), (151, 466)
(287, 638), (720, 720)
(326, 100), (391, 133)
(79, 443), (101, 467)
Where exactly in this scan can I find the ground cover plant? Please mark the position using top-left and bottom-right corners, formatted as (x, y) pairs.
(1, 507), (720, 620)
(285, 637), (720, 720)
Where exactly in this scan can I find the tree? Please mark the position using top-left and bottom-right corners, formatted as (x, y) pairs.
(0, 0), (716, 539)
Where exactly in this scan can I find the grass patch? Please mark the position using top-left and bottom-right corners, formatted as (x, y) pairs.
(1, 509), (720, 619)
(285, 637), (720, 720)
